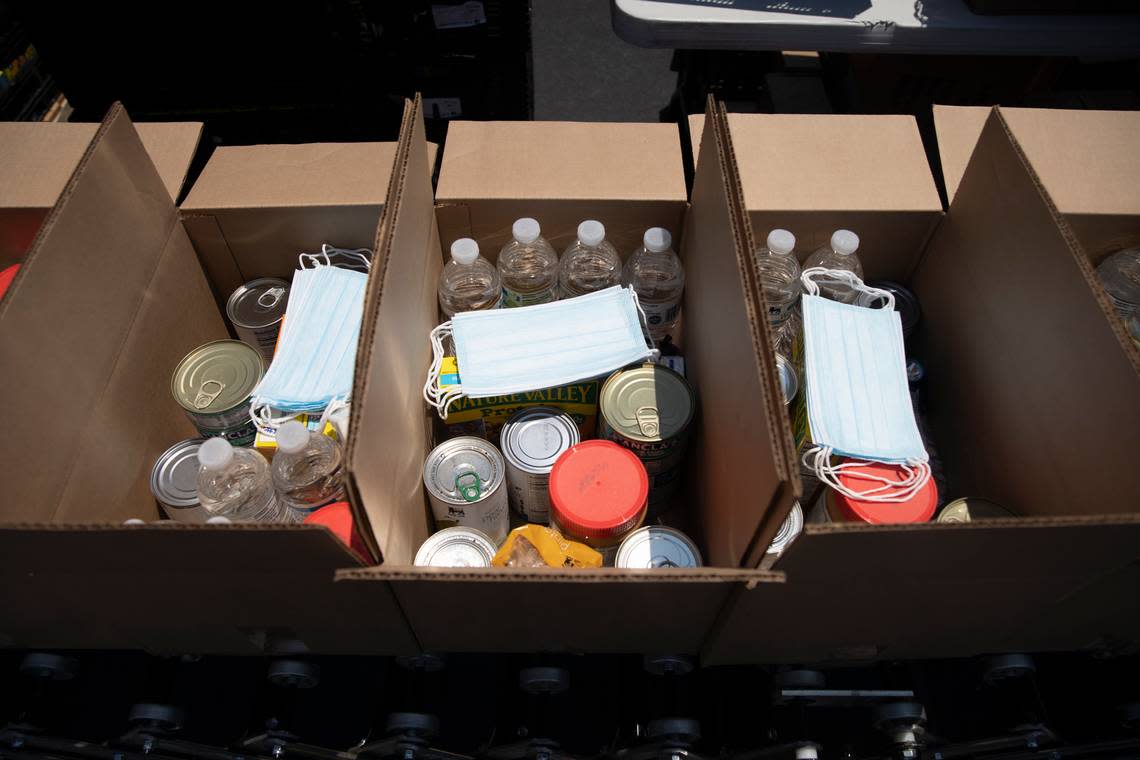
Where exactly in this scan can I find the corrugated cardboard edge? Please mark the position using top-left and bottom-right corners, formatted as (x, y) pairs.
(708, 99), (802, 567)
(345, 97), (420, 564)
(336, 566), (785, 583)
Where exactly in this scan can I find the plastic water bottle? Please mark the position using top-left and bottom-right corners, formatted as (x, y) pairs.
(271, 420), (346, 517)
(438, 238), (501, 318)
(559, 220), (622, 298)
(802, 229), (864, 303)
(622, 227), (685, 341)
(499, 217), (559, 307)
(197, 437), (293, 522)
(755, 228), (802, 360)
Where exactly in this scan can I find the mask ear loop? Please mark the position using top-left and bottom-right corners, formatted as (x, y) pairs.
(249, 401), (303, 436)
(801, 267), (894, 310)
(803, 445), (931, 503)
(627, 288), (662, 360)
(422, 321), (466, 419)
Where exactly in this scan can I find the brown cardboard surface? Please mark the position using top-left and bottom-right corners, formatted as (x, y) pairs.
(0, 105), (416, 654)
(181, 141), (438, 302)
(0, 121), (202, 261)
(931, 105), (991, 205)
(690, 113), (943, 282)
(435, 120), (688, 260)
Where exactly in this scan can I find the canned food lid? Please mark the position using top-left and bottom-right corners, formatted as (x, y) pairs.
(149, 439), (203, 508)
(615, 526), (702, 568)
(423, 437), (505, 505)
(227, 278), (290, 329)
(550, 440), (648, 536)
(304, 502), (371, 562)
(776, 354), (798, 405)
(937, 498), (1014, 523)
(415, 527), (498, 567)
(766, 501), (804, 555)
(171, 340), (264, 413)
(601, 364), (693, 442)
(831, 459), (938, 524)
(501, 407), (580, 474)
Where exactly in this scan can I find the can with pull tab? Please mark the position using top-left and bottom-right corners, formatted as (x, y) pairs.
(171, 340), (264, 446)
(226, 278), (289, 363)
(423, 436), (509, 544)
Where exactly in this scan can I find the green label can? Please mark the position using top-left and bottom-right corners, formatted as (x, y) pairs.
(171, 340), (264, 446)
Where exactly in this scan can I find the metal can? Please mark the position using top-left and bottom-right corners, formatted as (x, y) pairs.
(149, 439), (210, 523)
(937, 497), (1015, 523)
(226, 278), (289, 364)
(776, 354), (798, 406)
(615, 526), (702, 569)
(414, 526), (498, 567)
(423, 436), (509, 544)
(500, 406), (579, 524)
(759, 501), (803, 569)
(171, 340), (264, 446)
(600, 363), (694, 513)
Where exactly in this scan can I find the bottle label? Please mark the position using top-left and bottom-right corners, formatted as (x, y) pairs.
(502, 286), (556, 308)
(641, 299), (681, 328)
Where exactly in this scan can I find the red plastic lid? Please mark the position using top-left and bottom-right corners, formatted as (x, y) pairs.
(829, 458), (938, 524)
(304, 501), (371, 563)
(0, 264), (20, 300)
(549, 440), (648, 538)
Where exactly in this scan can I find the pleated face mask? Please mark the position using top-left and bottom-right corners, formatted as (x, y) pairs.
(800, 267), (931, 503)
(423, 286), (658, 419)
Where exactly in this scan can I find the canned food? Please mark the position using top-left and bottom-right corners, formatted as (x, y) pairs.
(171, 340), (264, 446)
(423, 436), (509, 543)
(759, 501), (803, 569)
(549, 440), (648, 564)
(226, 278), (289, 364)
(500, 407), (579, 523)
(600, 363), (693, 513)
(414, 526), (498, 567)
(615, 526), (702, 569)
(937, 497), (1015, 523)
(776, 354), (798, 406)
(826, 459), (938, 524)
(150, 439), (210, 523)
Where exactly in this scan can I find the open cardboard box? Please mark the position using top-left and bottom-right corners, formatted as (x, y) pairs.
(697, 108), (1140, 664)
(336, 96), (788, 654)
(0, 105), (423, 654)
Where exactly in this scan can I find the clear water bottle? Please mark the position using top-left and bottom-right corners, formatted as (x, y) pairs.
(438, 238), (501, 318)
(802, 229), (864, 303)
(755, 228), (802, 360)
(622, 227), (684, 341)
(499, 217), (559, 307)
(197, 437), (293, 522)
(559, 220), (622, 298)
(271, 420), (346, 518)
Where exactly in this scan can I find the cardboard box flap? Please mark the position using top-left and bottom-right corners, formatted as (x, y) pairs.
(347, 95), (441, 565)
(706, 518), (1140, 664)
(338, 567), (782, 654)
(932, 105), (992, 206)
(913, 108), (1140, 516)
(434, 121), (688, 260)
(685, 98), (800, 568)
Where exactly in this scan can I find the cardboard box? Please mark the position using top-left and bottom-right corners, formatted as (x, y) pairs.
(337, 96), (785, 654)
(699, 107), (1140, 664)
(0, 120), (202, 264)
(0, 106), (421, 654)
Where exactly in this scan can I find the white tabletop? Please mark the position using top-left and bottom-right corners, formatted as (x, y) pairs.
(613, 0), (1140, 56)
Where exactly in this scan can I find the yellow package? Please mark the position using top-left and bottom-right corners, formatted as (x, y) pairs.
(254, 413), (337, 460)
(492, 525), (603, 569)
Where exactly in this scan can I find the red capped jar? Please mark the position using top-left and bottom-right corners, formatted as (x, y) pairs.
(826, 458), (938, 524)
(549, 440), (649, 563)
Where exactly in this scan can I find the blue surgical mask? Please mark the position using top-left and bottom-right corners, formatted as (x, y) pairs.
(250, 264), (367, 431)
(800, 267), (930, 502)
(424, 286), (657, 418)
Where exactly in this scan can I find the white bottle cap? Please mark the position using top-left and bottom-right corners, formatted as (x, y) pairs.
(450, 238), (479, 265)
(198, 437), (234, 471)
(276, 420), (309, 454)
(767, 228), (796, 255)
(512, 217), (541, 244)
(577, 220), (606, 247)
(643, 227), (672, 253)
(831, 229), (860, 256)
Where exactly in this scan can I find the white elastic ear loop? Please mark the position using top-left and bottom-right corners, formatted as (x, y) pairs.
(801, 268), (894, 310)
(803, 445), (931, 503)
(627, 288), (662, 359)
(249, 401), (302, 436)
(317, 396), (350, 433)
(422, 322), (466, 419)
